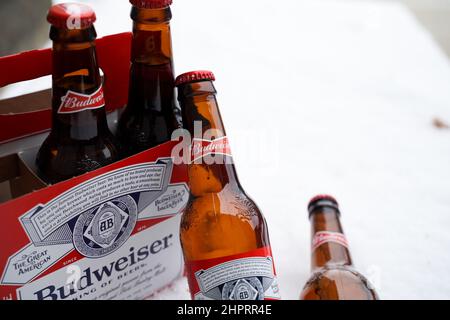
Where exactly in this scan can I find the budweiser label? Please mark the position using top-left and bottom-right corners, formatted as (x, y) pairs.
(185, 247), (280, 300)
(17, 217), (183, 300)
(191, 136), (232, 163)
(312, 231), (349, 252)
(0, 156), (189, 300)
(58, 86), (105, 114)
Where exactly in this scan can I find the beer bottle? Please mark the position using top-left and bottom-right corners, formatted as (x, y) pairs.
(36, 3), (120, 184)
(117, 0), (180, 157)
(176, 71), (280, 300)
(300, 195), (379, 300)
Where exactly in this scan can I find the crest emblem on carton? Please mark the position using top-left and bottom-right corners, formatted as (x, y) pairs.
(73, 195), (138, 258)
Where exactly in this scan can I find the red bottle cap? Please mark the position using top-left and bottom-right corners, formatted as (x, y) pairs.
(130, 0), (173, 9)
(47, 3), (97, 30)
(309, 195), (338, 206)
(175, 71), (216, 86)
(308, 195), (340, 217)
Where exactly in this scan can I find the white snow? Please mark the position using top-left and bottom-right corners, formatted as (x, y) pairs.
(5, 0), (450, 299)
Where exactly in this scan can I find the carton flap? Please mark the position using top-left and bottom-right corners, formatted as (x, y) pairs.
(0, 49), (52, 88)
(0, 32), (132, 144)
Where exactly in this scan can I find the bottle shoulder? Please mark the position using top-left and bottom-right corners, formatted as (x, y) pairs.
(182, 185), (264, 224)
(36, 131), (121, 183)
(180, 187), (270, 260)
(43, 130), (119, 150)
(301, 266), (378, 300)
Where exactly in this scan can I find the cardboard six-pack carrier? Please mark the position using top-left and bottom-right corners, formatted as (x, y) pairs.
(0, 32), (189, 300)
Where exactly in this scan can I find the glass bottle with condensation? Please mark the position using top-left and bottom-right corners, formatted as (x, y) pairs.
(36, 3), (120, 184)
(300, 195), (379, 300)
(117, 0), (181, 157)
(175, 71), (280, 300)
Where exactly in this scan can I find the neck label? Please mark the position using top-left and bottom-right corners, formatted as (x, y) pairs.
(191, 136), (232, 164)
(312, 231), (349, 252)
(58, 85), (105, 114)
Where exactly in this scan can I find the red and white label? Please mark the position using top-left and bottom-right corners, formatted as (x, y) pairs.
(58, 86), (105, 114)
(191, 137), (232, 163)
(312, 231), (349, 252)
(185, 247), (280, 300)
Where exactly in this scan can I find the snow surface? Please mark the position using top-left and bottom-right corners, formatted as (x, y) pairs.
(4, 0), (450, 299)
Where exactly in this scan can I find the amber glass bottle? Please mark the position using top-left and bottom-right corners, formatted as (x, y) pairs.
(117, 0), (180, 157)
(176, 71), (280, 300)
(36, 3), (120, 184)
(300, 195), (379, 300)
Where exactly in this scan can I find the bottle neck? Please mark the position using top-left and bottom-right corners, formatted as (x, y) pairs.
(127, 6), (176, 116)
(310, 207), (353, 271)
(51, 26), (108, 141)
(130, 6), (173, 66)
(179, 81), (240, 196)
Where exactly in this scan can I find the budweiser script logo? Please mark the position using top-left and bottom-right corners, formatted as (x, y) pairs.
(171, 122), (234, 165)
(58, 86), (105, 114)
(191, 137), (232, 163)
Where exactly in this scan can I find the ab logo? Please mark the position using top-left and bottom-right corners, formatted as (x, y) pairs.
(73, 195), (138, 258)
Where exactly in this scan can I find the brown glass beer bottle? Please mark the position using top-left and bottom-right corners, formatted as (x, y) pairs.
(300, 195), (379, 300)
(175, 71), (280, 300)
(117, 0), (180, 157)
(36, 3), (120, 184)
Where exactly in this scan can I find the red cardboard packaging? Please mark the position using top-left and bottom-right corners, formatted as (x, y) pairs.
(0, 33), (188, 300)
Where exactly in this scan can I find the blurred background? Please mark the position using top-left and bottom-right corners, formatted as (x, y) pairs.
(402, 0), (450, 57)
(1, 0), (450, 58)
(1, 0), (450, 300)
(0, 0), (51, 56)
